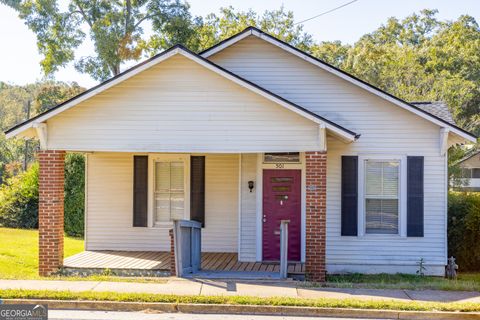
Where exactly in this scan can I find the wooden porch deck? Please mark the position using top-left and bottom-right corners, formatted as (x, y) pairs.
(63, 251), (305, 274)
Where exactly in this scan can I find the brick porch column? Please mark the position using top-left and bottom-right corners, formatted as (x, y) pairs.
(38, 150), (65, 276)
(305, 151), (327, 282)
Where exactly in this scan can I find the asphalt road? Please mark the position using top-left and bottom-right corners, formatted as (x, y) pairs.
(49, 310), (387, 320)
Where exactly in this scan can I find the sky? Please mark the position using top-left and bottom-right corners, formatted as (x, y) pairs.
(0, 0), (479, 89)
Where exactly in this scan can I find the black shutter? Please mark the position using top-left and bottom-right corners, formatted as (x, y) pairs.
(341, 156), (358, 236)
(133, 156), (148, 227)
(407, 156), (424, 237)
(190, 156), (205, 227)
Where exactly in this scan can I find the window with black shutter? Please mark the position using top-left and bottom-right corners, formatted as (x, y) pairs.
(341, 156), (358, 236)
(133, 155), (148, 227)
(407, 156), (424, 237)
(190, 156), (205, 227)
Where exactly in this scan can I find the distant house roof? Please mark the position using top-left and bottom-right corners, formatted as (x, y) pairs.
(411, 102), (456, 125)
(456, 150), (480, 165)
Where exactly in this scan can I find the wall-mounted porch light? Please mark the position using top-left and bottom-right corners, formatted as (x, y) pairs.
(248, 180), (255, 193)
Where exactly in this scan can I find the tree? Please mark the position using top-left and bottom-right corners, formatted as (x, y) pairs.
(189, 6), (313, 53)
(0, 81), (85, 180)
(1, 0), (197, 81)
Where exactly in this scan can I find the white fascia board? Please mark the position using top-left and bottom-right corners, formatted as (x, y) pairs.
(202, 29), (476, 144)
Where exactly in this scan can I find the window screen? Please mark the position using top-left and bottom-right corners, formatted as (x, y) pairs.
(472, 168), (480, 179)
(365, 160), (399, 234)
(154, 161), (185, 223)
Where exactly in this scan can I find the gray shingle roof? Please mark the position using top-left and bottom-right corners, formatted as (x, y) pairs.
(410, 101), (456, 125)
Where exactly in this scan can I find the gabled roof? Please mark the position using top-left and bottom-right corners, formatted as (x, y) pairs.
(5, 45), (358, 142)
(456, 150), (480, 165)
(411, 102), (455, 125)
(201, 26), (477, 143)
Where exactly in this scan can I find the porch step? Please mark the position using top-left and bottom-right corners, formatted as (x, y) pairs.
(58, 267), (170, 278)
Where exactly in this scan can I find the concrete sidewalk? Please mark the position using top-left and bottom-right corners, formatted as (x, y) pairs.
(0, 278), (479, 303)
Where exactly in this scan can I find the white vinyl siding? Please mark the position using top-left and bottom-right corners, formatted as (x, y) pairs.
(209, 36), (447, 275)
(86, 152), (238, 252)
(202, 154), (239, 252)
(239, 153), (258, 261)
(46, 54), (321, 153)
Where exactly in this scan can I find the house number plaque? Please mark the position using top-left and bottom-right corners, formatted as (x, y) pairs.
(306, 185), (317, 191)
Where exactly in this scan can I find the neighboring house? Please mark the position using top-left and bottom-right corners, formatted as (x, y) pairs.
(455, 151), (480, 192)
(5, 27), (477, 280)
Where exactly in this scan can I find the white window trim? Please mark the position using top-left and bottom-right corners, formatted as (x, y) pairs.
(147, 154), (191, 228)
(357, 155), (407, 238)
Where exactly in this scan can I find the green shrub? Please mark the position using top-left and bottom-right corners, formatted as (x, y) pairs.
(64, 153), (85, 237)
(448, 191), (480, 271)
(0, 153), (85, 237)
(0, 163), (39, 228)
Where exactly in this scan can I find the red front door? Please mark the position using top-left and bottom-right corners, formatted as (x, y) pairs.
(262, 169), (301, 261)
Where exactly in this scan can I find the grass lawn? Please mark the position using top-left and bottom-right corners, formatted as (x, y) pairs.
(1, 289), (480, 312)
(325, 273), (480, 291)
(0, 227), (84, 279)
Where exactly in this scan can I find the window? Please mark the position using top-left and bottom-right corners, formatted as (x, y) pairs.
(264, 152), (300, 163)
(365, 160), (400, 235)
(473, 168), (480, 179)
(154, 161), (185, 224)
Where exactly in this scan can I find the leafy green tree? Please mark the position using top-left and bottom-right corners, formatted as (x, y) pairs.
(0, 81), (85, 179)
(189, 6), (313, 53)
(310, 41), (351, 67)
(0, 162), (38, 228)
(64, 153), (85, 237)
(2, 0), (197, 81)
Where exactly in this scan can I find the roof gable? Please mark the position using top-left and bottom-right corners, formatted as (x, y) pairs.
(5, 45), (357, 143)
(42, 54), (331, 152)
(201, 27), (476, 143)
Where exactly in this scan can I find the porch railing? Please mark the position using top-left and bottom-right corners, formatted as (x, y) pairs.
(173, 219), (202, 277)
(279, 219), (290, 279)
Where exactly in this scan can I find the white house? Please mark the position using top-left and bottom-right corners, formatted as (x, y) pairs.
(456, 151), (480, 191)
(5, 27), (477, 280)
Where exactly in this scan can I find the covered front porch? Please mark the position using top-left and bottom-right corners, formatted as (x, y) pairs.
(38, 150), (327, 280)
